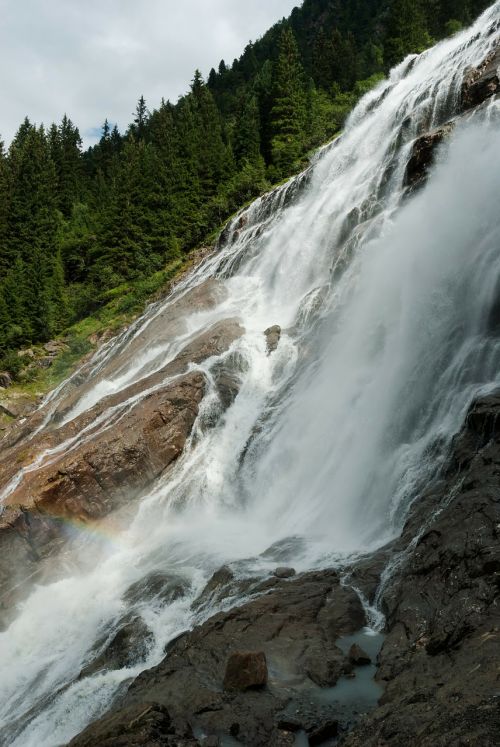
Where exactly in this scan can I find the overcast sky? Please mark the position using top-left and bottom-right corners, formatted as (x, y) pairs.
(0, 0), (299, 147)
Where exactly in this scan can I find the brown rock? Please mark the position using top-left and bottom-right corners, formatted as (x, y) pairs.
(223, 650), (268, 691)
(348, 643), (371, 666)
(264, 325), (281, 354)
(43, 340), (69, 356)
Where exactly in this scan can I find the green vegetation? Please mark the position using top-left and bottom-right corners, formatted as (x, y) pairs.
(0, 0), (490, 384)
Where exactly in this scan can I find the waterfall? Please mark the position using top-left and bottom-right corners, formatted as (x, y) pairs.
(1, 4), (499, 745)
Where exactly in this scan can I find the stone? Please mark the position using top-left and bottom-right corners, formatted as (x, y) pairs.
(0, 372), (12, 388)
(264, 325), (281, 354)
(223, 651), (268, 691)
(43, 340), (69, 356)
(273, 567), (296, 579)
(348, 644), (371, 666)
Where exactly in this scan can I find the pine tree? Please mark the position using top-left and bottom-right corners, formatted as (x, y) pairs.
(270, 28), (307, 176)
(233, 94), (262, 166)
(133, 95), (148, 140)
(0, 139), (10, 275)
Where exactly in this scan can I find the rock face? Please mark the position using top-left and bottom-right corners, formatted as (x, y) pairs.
(70, 570), (366, 746)
(462, 46), (500, 111)
(404, 122), (454, 190)
(343, 391), (500, 747)
(404, 44), (499, 194)
(0, 318), (244, 627)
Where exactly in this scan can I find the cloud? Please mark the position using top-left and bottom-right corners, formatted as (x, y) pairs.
(0, 0), (298, 147)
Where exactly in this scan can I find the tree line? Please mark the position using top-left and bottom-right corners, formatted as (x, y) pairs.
(0, 0), (489, 362)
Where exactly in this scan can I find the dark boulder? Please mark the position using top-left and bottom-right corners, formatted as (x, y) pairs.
(348, 643), (371, 666)
(223, 650), (268, 691)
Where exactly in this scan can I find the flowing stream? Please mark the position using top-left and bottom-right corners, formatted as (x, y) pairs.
(1, 5), (500, 745)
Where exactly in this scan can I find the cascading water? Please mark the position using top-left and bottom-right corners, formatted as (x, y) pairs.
(1, 4), (500, 745)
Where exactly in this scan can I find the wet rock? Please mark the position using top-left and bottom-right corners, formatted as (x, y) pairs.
(123, 571), (189, 606)
(80, 616), (154, 678)
(462, 46), (500, 111)
(264, 325), (281, 354)
(0, 319), (244, 617)
(211, 350), (247, 410)
(195, 565), (235, 607)
(404, 122), (454, 190)
(273, 567), (296, 579)
(223, 650), (268, 691)
(348, 644), (371, 666)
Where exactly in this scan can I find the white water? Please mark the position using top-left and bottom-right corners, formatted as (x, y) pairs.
(1, 5), (500, 744)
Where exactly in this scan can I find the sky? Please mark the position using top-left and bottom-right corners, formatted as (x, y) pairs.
(0, 0), (299, 148)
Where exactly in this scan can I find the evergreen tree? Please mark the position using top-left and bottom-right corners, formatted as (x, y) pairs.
(270, 28), (307, 176)
(233, 94), (261, 166)
(133, 95), (148, 140)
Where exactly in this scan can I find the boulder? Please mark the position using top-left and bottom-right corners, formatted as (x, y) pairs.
(348, 643), (371, 666)
(223, 650), (268, 691)
(264, 325), (281, 354)
(273, 567), (296, 579)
